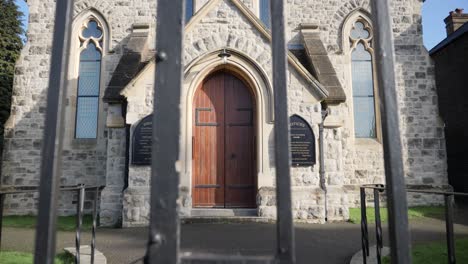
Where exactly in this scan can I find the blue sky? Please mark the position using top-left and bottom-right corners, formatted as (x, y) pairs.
(422, 0), (468, 49)
(13, 0), (468, 50)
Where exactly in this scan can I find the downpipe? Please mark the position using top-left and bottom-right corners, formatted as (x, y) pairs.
(319, 105), (329, 221)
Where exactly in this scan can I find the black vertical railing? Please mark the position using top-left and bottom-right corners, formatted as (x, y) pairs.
(144, 0), (185, 263)
(270, 0), (295, 263)
(370, 0), (413, 262)
(0, 185), (102, 263)
(75, 185), (85, 264)
(360, 184), (468, 264)
(444, 194), (455, 264)
(145, 0), (296, 263)
(0, 0), (423, 263)
(0, 193), (4, 250)
(34, 0), (75, 262)
(373, 188), (384, 264)
(91, 187), (99, 264)
(360, 187), (369, 264)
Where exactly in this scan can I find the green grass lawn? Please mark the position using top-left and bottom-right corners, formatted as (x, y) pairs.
(1, 215), (93, 231)
(0, 251), (74, 264)
(348, 206), (445, 224)
(382, 238), (468, 264)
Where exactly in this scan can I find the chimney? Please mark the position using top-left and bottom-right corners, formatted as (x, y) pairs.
(444, 8), (468, 36)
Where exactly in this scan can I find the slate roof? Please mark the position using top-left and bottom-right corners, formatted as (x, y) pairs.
(103, 27), (344, 105)
(298, 28), (346, 104)
(430, 22), (468, 55)
(103, 24), (154, 103)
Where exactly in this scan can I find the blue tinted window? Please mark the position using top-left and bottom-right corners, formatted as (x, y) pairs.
(352, 43), (376, 138)
(76, 97), (99, 139)
(260, 0), (271, 29)
(76, 40), (101, 139)
(82, 21), (102, 39)
(350, 22), (370, 40)
(186, 0), (194, 23)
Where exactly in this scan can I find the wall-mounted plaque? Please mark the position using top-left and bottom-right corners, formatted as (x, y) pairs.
(290, 115), (316, 167)
(132, 115), (153, 165)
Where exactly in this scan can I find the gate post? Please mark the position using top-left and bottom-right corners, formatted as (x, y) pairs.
(370, 0), (412, 263)
(270, 1), (296, 263)
(145, 0), (186, 263)
(34, 0), (75, 263)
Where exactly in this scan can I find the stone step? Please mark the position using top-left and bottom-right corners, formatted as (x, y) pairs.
(190, 208), (257, 217)
(64, 246), (107, 264)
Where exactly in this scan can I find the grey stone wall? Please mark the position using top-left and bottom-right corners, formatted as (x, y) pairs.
(1, 0), (156, 217)
(2, 0), (448, 225)
(100, 128), (126, 226)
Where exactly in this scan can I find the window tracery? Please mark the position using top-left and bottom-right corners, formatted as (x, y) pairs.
(75, 19), (103, 139)
(349, 19), (377, 139)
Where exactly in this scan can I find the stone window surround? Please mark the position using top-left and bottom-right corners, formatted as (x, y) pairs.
(193, 0), (266, 22)
(342, 10), (383, 145)
(65, 9), (110, 146)
(180, 48), (275, 195)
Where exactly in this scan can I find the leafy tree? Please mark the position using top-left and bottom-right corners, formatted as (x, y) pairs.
(0, 0), (24, 162)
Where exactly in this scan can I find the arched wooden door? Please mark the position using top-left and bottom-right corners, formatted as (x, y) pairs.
(192, 71), (256, 208)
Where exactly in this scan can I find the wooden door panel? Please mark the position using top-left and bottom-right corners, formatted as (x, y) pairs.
(224, 74), (256, 208)
(193, 71), (256, 208)
(192, 73), (224, 207)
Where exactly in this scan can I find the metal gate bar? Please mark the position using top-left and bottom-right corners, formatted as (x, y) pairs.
(25, 0), (412, 263)
(270, 0), (295, 262)
(144, 0), (185, 262)
(444, 194), (455, 264)
(34, 0), (74, 263)
(75, 185), (85, 264)
(0, 185), (101, 264)
(143, 0), (295, 263)
(360, 185), (468, 264)
(370, 0), (412, 263)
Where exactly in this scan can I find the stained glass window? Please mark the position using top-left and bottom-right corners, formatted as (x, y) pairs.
(76, 20), (102, 139)
(351, 21), (376, 139)
(260, 0), (271, 29)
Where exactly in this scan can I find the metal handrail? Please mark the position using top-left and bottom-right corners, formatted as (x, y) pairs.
(0, 184), (104, 264)
(8, 0), (408, 262)
(360, 184), (468, 264)
(361, 184), (468, 196)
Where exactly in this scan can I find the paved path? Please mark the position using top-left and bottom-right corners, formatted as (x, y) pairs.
(2, 216), (468, 264)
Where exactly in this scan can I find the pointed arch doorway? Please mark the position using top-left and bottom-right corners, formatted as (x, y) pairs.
(192, 70), (257, 208)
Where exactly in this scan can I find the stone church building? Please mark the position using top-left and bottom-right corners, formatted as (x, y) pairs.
(1, 0), (449, 227)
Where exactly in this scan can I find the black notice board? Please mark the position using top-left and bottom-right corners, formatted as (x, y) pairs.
(132, 115), (153, 165)
(290, 115), (316, 167)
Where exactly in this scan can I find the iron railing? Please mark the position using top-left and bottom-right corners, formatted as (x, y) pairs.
(10, 0), (411, 263)
(360, 184), (468, 264)
(0, 185), (103, 264)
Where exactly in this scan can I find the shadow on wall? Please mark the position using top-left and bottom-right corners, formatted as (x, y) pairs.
(0, 28), (134, 217)
(392, 11), (448, 190)
(1, 81), (100, 215)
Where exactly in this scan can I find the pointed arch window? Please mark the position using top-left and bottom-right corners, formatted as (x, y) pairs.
(186, 0), (194, 23)
(350, 20), (377, 139)
(260, 0), (271, 29)
(75, 20), (103, 139)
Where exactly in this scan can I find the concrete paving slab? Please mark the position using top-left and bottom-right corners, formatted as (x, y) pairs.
(350, 246), (390, 264)
(64, 245), (107, 264)
(2, 215), (468, 264)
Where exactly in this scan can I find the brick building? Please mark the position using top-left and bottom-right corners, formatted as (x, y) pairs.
(430, 8), (468, 196)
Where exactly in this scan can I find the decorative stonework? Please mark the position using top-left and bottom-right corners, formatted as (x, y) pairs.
(2, 0), (448, 227)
